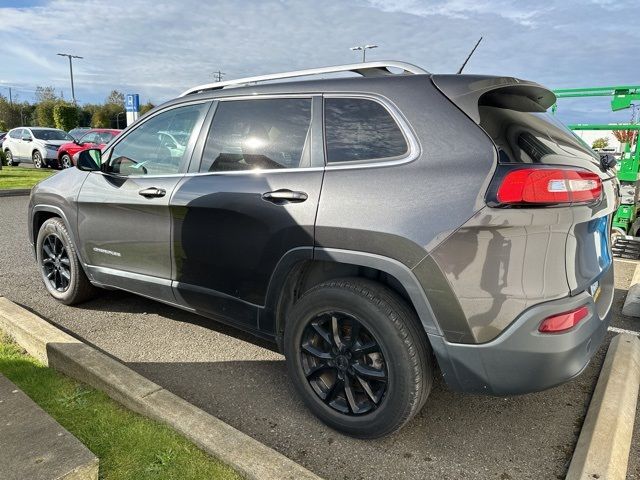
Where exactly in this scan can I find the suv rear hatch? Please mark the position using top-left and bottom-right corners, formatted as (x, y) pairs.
(432, 74), (617, 332)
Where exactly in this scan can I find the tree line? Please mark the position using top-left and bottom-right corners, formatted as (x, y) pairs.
(0, 86), (155, 132)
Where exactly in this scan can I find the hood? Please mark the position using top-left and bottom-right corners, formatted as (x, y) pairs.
(36, 139), (69, 146)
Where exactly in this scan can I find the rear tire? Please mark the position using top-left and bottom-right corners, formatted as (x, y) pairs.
(33, 150), (44, 169)
(284, 278), (433, 438)
(36, 218), (97, 305)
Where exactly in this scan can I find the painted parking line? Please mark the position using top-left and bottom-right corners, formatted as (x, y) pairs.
(608, 326), (640, 336)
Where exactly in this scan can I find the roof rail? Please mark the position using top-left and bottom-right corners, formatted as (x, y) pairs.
(179, 61), (429, 97)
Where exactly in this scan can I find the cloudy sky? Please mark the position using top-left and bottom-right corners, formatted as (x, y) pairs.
(0, 0), (638, 124)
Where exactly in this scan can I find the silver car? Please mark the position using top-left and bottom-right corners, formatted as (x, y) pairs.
(3, 127), (74, 168)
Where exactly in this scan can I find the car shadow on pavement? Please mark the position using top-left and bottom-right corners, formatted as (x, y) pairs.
(72, 289), (279, 353)
(124, 335), (609, 480)
(14, 286), (620, 480)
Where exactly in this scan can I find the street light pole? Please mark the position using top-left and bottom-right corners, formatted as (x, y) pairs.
(116, 111), (125, 129)
(350, 44), (378, 62)
(57, 53), (83, 103)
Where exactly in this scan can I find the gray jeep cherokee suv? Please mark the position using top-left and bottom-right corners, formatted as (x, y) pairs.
(28, 61), (616, 438)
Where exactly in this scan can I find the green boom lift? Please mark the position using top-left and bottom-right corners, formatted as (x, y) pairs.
(553, 86), (640, 248)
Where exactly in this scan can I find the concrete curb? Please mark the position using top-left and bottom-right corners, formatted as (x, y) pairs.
(0, 297), (322, 480)
(566, 334), (640, 480)
(622, 262), (640, 317)
(0, 189), (30, 197)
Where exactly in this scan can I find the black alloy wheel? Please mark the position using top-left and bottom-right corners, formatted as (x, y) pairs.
(300, 311), (387, 415)
(36, 217), (97, 305)
(41, 234), (71, 292)
(284, 278), (434, 438)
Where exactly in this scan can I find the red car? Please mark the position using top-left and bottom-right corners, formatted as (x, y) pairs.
(57, 129), (122, 169)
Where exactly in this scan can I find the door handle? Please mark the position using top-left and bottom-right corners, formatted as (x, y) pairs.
(138, 187), (166, 198)
(262, 189), (308, 204)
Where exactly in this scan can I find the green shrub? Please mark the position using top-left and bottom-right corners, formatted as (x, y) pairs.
(53, 103), (79, 131)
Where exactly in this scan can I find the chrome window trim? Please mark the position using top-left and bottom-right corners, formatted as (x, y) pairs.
(215, 94), (317, 102)
(98, 92), (420, 179)
(180, 93), (419, 177)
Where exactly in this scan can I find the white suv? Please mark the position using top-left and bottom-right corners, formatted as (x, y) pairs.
(3, 127), (74, 168)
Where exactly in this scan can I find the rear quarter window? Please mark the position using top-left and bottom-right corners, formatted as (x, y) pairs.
(324, 98), (408, 163)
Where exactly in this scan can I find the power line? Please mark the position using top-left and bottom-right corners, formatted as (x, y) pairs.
(212, 70), (225, 82)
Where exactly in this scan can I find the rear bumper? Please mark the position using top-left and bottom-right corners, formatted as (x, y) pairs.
(429, 266), (613, 395)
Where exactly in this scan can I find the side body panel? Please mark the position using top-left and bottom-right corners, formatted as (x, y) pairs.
(28, 167), (90, 253)
(314, 76), (497, 339)
(169, 96), (325, 330)
(170, 170), (323, 329)
(77, 172), (184, 303)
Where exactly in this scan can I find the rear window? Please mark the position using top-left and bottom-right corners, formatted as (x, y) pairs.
(479, 106), (599, 164)
(324, 98), (408, 163)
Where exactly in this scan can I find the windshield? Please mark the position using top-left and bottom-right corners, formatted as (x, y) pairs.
(479, 106), (600, 164)
(31, 129), (73, 141)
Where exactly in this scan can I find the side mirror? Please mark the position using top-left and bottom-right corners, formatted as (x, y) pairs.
(76, 149), (102, 171)
(22, 136), (32, 142)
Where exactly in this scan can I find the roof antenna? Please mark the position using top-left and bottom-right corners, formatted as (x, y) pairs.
(457, 36), (483, 74)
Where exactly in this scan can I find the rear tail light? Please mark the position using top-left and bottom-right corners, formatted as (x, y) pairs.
(495, 168), (602, 205)
(538, 306), (589, 333)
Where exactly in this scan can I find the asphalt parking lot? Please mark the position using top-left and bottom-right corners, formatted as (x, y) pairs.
(1, 194), (639, 480)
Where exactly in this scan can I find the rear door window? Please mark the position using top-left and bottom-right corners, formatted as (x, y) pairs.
(201, 98), (312, 172)
(324, 98), (408, 163)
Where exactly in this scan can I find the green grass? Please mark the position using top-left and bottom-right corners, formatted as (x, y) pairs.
(0, 334), (240, 480)
(0, 166), (57, 189)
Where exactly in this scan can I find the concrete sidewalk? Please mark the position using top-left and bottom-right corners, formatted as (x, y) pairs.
(0, 374), (98, 480)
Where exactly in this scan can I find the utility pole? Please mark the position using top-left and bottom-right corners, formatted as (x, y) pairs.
(8, 87), (11, 106)
(350, 44), (378, 62)
(212, 70), (225, 82)
(57, 53), (83, 103)
(457, 36), (483, 74)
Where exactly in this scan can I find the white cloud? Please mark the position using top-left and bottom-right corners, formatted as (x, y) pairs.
(366, 0), (541, 26)
(0, 0), (637, 124)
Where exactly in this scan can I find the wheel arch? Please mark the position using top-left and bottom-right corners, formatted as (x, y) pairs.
(31, 205), (77, 257)
(265, 247), (443, 350)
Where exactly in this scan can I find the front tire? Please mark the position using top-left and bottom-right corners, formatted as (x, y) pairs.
(60, 153), (72, 169)
(33, 150), (44, 168)
(284, 278), (433, 438)
(5, 149), (18, 166)
(36, 218), (97, 305)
